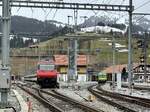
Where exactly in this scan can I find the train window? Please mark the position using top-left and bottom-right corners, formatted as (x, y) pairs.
(37, 65), (40, 70)
(39, 64), (55, 70)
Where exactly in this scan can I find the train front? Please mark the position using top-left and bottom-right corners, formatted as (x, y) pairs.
(36, 60), (58, 88)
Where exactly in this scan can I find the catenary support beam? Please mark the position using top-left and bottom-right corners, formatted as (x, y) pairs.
(0, 0), (131, 11)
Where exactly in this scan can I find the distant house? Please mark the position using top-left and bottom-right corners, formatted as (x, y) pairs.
(103, 64), (139, 81)
(54, 55), (87, 82)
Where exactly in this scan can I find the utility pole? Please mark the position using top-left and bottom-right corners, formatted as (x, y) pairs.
(67, 15), (72, 33)
(128, 0), (133, 93)
(80, 15), (88, 81)
(68, 9), (78, 83)
(0, 0), (11, 108)
(74, 9), (78, 82)
(144, 32), (147, 82)
(38, 38), (40, 61)
(67, 15), (72, 82)
(67, 15), (72, 26)
(80, 16), (88, 27)
(112, 35), (116, 90)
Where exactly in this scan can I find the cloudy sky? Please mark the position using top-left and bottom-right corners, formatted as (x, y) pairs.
(2, 0), (150, 24)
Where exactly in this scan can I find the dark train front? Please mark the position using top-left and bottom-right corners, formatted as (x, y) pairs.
(36, 60), (59, 88)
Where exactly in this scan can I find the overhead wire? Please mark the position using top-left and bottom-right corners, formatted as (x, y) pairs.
(134, 15), (146, 23)
(135, 0), (150, 11)
(45, 8), (53, 20)
(116, 0), (150, 23)
(51, 9), (58, 20)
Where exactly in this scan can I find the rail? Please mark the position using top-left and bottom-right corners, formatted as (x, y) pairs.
(17, 85), (64, 112)
(88, 85), (137, 112)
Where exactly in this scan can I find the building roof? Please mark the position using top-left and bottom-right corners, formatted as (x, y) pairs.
(103, 63), (139, 74)
(54, 55), (87, 66)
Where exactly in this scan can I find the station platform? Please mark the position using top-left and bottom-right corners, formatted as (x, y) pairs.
(102, 82), (150, 99)
(13, 90), (28, 112)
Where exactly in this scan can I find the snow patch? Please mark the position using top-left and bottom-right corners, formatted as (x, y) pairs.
(81, 26), (126, 34)
(108, 43), (126, 48)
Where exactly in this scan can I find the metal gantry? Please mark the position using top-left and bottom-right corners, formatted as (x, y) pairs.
(0, 0), (134, 107)
(0, 0), (131, 11)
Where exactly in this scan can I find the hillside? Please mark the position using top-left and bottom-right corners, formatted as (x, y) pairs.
(80, 16), (150, 34)
(0, 16), (65, 38)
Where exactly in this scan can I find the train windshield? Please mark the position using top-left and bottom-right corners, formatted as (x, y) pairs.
(38, 64), (55, 70)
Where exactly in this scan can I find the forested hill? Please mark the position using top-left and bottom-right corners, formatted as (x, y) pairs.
(0, 16), (62, 35)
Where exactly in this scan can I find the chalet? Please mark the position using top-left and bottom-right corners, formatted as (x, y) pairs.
(54, 55), (87, 82)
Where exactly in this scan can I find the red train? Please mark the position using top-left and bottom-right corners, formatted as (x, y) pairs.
(36, 59), (59, 88)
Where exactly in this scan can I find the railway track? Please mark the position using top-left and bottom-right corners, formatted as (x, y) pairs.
(88, 85), (148, 112)
(17, 84), (63, 112)
(18, 84), (103, 112)
(97, 85), (150, 108)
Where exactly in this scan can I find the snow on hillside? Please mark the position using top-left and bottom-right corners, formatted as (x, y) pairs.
(81, 26), (126, 34)
(118, 49), (128, 53)
(54, 22), (66, 27)
(10, 35), (37, 42)
(108, 42), (128, 53)
(108, 43), (126, 48)
(48, 20), (66, 27)
(22, 37), (38, 43)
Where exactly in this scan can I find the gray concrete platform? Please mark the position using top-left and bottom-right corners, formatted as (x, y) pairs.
(59, 81), (98, 90)
(13, 90), (28, 112)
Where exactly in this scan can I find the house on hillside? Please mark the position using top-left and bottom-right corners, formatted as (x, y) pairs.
(54, 55), (88, 82)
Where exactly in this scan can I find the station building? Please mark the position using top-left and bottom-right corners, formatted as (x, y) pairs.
(54, 55), (88, 82)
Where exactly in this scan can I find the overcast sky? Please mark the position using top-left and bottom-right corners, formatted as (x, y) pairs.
(2, 0), (150, 24)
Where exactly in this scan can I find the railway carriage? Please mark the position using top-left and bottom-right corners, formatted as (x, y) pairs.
(97, 72), (107, 83)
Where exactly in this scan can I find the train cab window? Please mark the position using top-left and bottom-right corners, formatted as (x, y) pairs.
(39, 64), (55, 70)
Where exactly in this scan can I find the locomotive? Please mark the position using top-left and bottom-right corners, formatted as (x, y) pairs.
(36, 59), (59, 88)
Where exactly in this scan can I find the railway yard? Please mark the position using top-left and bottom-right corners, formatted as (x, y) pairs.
(1, 0), (150, 112)
(5, 81), (150, 112)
